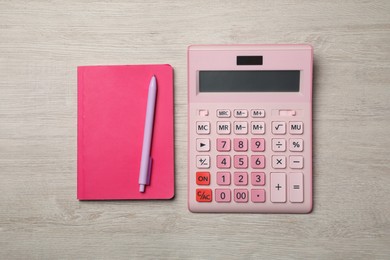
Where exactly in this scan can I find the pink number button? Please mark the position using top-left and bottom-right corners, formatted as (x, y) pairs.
(234, 172), (248, 186)
(234, 155), (248, 169)
(217, 155), (231, 169)
(251, 172), (265, 186)
(251, 155), (265, 169)
(251, 189), (266, 203)
(215, 189), (231, 203)
(217, 138), (231, 152)
(234, 189), (249, 203)
(217, 172), (231, 185)
(234, 138), (248, 151)
(251, 138), (265, 152)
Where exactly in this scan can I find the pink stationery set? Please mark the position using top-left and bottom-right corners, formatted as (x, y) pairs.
(77, 64), (174, 200)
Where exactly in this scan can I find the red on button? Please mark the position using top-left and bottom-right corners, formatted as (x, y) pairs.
(196, 172), (210, 185)
(196, 189), (212, 202)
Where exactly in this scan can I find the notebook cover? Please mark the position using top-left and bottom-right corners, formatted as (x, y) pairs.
(77, 64), (174, 200)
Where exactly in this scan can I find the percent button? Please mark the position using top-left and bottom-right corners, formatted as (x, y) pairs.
(289, 139), (303, 152)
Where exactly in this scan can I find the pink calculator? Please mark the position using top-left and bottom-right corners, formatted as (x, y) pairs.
(188, 45), (313, 213)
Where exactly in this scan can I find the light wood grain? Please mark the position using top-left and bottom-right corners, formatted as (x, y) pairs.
(1, 0), (389, 259)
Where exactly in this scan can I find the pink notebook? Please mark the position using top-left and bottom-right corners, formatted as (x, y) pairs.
(77, 64), (174, 200)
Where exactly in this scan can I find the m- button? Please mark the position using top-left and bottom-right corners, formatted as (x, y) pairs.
(234, 109), (248, 118)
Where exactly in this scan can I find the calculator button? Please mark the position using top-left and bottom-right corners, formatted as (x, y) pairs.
(289, 138), (303, 152)
(198, 109), (209, 117)
(251, 138), (265, 152)
(251, 122), (265, 135)
(272, 138), (286, 152)
(196, 189), (212, 202)
(272, 121), (286, 135)
(234, 172), (248, 186)
(251, 172), (265, 186)
(234, 138), (248, 151)
(217, 121), (231, 134)
(290, 156), (304, 169)
(215, 189), (231, 202)
(217, 172), (231, 185)
(217, 109), (231, 118)
(289, 122), (303, 134)
(270, 172), (286, 203)
(234, 122), (248, 134)
(251, 155), (265, 169)
(234, 155), (248, 169)
(234, 189), (249, 203)
(196, 138), (210, 152)
(251, 189), (266, 203)
(196, 121), (210, 134)
(217, 155), (231, 169)
(251, 109), (265, 118)
(196, 172), (210, 185)
(196, 155), (210, 169)
(289, 172), (304, 203)
(216, 138), (231, 152)
(272, 155), (286, 169)
(234, 109), (248, 118)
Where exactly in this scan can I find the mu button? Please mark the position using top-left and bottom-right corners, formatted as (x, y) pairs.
(196, 189), (212, 202)
(196, 172), (210, 185)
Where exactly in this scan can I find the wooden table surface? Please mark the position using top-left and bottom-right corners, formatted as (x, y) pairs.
(1, 1), (389, 259)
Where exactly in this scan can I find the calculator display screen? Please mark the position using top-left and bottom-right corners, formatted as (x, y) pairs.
(199, 71), (300, 92)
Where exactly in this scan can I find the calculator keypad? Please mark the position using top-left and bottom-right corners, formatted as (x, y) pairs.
(192, 108), (307, 210)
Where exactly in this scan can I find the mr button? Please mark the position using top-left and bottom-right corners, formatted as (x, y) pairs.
(196, 172), (210, 185)
(196, 189), (212, 202)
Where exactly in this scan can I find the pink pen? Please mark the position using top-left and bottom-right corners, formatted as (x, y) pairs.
(139, 75), (157, 192)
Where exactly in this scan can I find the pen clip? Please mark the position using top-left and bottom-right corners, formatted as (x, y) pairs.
(146, 157), (152, 185)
